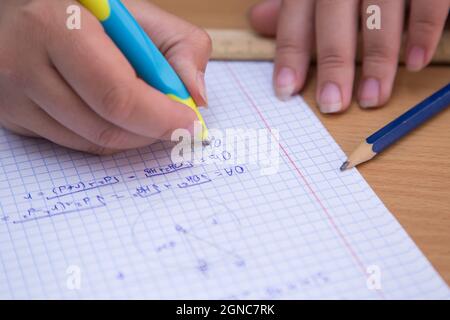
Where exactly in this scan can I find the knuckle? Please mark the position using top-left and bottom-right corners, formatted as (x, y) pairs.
(317, 0), (343, 9)
(101, 84), (135, 124)
(363, 44), (397, 65)
(276, 39), (308, 57)
(318, 51), (349, 69)
(412, 16), (443, 34)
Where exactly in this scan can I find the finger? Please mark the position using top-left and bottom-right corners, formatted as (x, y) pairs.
(273, 0), (315, 100)
(46, 6), (196, 140)
(248, 0), (282, 37)
(125, 0), (212, 107)
(316, 0), (359, 113)
(7, 99), (118, 155)
(406, 0), (450, 71)
(358, 0), (404, 108)
(0, 118), (38, 138)
(26, 65), (157, 149)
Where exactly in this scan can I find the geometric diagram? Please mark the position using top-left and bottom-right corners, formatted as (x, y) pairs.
(132, 195), (245, 275)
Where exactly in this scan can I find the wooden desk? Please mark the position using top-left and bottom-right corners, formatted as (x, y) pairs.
(152, 0), (450, 285)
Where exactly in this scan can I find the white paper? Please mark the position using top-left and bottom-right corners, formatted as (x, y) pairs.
(0, 62), (448, 299)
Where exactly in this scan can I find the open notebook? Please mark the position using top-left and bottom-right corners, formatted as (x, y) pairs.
(0, 62), (448, 299)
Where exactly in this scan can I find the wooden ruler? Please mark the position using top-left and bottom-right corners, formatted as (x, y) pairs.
(207, 28), (450, 64)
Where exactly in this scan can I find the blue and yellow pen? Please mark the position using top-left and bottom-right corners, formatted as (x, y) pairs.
(78, 0), (208, 140)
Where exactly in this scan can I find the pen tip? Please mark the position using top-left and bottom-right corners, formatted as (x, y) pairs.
(340, 161), (349, 172)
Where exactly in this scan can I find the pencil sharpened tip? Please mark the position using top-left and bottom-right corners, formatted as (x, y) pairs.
(340, 161), (349, 172)
(202, 139), (211, 147)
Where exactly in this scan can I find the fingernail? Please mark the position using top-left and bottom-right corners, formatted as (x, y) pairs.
(359, 78), (380, 108)
(407, 46), (425, 72)
(275, 67), (296, 101)
(318, 82), (342, 113)
(197, 71), (208, 107)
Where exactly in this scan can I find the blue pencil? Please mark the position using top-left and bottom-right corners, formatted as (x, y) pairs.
(341, 82), (450, 171)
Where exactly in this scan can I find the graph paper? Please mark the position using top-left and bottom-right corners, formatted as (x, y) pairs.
(0, 62), (448, 299)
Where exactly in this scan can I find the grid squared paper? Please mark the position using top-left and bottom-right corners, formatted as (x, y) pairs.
(0, 61), (448, 299)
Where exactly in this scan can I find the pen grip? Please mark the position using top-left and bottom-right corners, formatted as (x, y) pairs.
(85, 0), (191, 100)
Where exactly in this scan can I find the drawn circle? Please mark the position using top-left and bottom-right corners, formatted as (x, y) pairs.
(131, 194), (244, 273)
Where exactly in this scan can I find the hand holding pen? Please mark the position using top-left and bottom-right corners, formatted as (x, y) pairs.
(0, 0), (211, 154)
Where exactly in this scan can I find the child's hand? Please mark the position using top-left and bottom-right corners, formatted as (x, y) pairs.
(249, 0), (449, 112)
(0, 0), (211, 154)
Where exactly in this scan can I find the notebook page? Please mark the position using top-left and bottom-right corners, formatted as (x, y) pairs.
(0, 61), (448, 299)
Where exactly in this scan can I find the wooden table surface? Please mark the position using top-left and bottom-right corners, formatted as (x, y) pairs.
(152, 0), (450, 285)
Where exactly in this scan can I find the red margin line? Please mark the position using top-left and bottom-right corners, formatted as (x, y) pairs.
(225, 63), (385, 299)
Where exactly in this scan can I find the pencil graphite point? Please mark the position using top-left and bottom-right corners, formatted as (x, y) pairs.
(340, 161), (349, 172)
